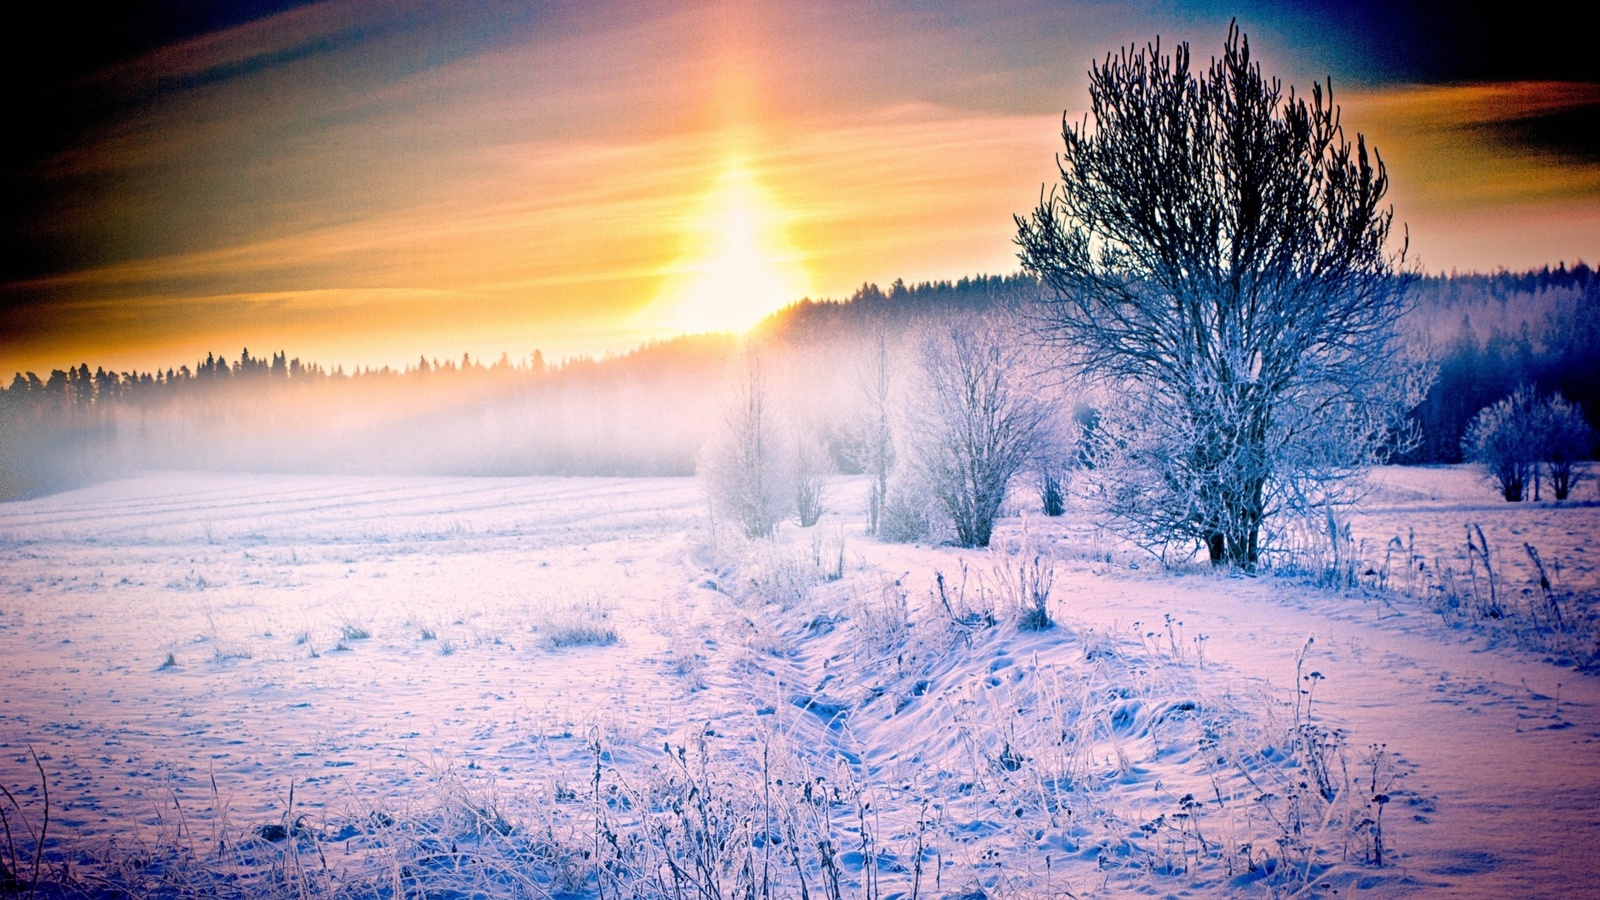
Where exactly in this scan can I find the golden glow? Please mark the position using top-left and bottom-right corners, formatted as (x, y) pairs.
(1344, 83), (1600, 207)
(6, 3), (1597, 376)
(638, 154), (811, 335)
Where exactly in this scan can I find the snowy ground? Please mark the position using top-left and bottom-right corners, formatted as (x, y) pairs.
(0, 467), (1597, 897)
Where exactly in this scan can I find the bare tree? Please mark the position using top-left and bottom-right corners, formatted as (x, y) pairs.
(1470, 389), (1595, 502)
(699, 354), (791, 538)
(1537, 393), (1595, 501)
(1461, 387), (1539, 502)
(849, 331), (897, 536)
(791, 430), (833, 527)
(1015, 23), (1421, 569)
(908, 317), (1054, 548)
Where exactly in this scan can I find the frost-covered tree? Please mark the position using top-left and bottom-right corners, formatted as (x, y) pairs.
(1534, 393), (1593, 501)
(908, 318), (1053, 548)
(849, 331), (897, 536)
(1038, 469), (1067, 516)
(1015, 23), (1421, 569)
(1462, 387), (1539, 502)
(791, 431), (833, 527)
(699, 354), (792, 538)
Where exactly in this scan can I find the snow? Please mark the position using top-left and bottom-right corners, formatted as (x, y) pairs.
(1, 466), (1597, 897)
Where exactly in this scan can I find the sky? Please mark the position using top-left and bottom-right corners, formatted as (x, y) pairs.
(3, 0), (1595, 377)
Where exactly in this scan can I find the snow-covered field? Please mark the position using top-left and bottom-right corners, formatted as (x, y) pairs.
(1, 467), (1597, 897)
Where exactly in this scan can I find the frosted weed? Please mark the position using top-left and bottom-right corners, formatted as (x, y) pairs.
(532, 595), (617, 649)
(849, 575), (911, 649)
(337, 619), (371, 642)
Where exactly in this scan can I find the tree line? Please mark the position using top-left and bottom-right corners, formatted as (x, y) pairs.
(1401, 264), (1599, 463)
(6, 264), (1591, 467)
(3, 346), (548, 405)
(0, 338), (730, 500)
(5, 262), (1593, 506)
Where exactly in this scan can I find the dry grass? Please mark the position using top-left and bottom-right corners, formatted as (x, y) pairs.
(531, 596), (617, 649)
(1272, 512), (1600, 669)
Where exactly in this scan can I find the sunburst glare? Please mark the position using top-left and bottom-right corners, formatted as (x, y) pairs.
(640, 156), (810, 335)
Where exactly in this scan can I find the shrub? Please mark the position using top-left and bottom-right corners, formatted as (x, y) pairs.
(1535, 393), (1594, 500)
(1039, 469), (1066, 517)
(700, 354), (792, 539)
(878, 475), (934, 544)
(792, 432), (833, 527)
(1462, 387), (1540, 501)
(533, 597), (617, 648)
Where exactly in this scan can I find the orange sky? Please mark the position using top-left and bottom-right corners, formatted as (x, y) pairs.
(3, 0), (1595, 376)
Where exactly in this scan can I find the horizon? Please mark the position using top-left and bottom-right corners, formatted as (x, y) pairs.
(4, 1), (1596, 377)
(5, 259), (1598, 380)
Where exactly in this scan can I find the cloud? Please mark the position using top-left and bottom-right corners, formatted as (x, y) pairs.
(1338, 82), (1600, 271)
(4, 100), (1064, 376)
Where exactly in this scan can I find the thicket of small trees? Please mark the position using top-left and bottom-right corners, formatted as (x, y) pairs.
(699, 317), (1063, 550)
(905, 319), (1056, 548)
(1462, 388), (1594, 501)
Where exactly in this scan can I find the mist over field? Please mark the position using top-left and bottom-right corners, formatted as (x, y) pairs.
(6, 265), (1597, 501)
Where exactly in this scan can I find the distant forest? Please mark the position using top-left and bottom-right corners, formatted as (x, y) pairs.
(2, 267), (1595, 500)
(1397, 264), (1599, 464)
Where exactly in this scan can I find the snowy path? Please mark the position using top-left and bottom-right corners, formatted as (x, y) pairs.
(1055, 567), (1600, 896)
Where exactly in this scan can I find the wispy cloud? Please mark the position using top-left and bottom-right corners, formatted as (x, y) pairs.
(5, 101), (1062, 376)
(1346, 82), (1600, 206)
(1341, 81), (1600, 271)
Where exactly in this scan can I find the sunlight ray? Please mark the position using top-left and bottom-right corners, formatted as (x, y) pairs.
(638, 153), (811, 335)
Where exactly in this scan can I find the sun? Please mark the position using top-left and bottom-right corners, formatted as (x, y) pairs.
(640, 157), (810, 335)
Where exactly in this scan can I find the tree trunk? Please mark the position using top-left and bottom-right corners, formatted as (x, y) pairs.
(1207, 532), (1226, 565)
(1551, 463), (1572, 501)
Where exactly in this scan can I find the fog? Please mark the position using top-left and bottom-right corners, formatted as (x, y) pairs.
(0, 324), (872, 500)
(2, 338), (733, 498)
(4, 268), (1596, 500)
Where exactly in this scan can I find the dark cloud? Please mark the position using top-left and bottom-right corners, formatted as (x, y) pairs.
(3, 0), (564, 285)
(2, 2), (314, 282)
(1476, 103), (1600, 165)
(1254, 1), (1595, 85)
(1388, 2), (1594, 84)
